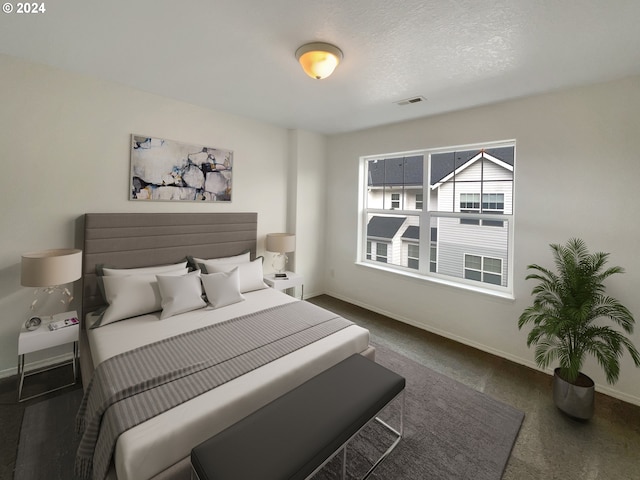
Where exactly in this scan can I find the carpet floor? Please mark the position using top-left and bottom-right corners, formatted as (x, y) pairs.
(14, 388), (82, 480)
(316, 343), (524, 479)
(14, 343), (523, 480)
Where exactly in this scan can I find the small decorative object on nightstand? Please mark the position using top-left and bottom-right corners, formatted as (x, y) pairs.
(17, 310), (80, 402)
(263, 271), (304, 300)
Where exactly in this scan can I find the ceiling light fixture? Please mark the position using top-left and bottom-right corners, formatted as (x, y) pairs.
(295, 42), (343, 80)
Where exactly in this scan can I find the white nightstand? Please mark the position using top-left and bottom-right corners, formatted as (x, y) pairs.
(263, 271), (304, 299)
(17, 310), (79, 402)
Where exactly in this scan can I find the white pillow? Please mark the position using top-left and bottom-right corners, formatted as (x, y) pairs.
(92, 268), (188, 327)
(191, 252), (250, 266)
(203, 258), (267, 293)
(156, 270), (207, 319)
(201, 268), (245, 308)
(101, 261), (188, 276)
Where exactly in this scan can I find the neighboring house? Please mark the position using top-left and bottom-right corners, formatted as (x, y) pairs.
(431, 149), (513, 286)
(366, 155), (423, 211)
(366, 215), (408, 264)
(365, 147), (514, 287)
(366, 215), (421, 267)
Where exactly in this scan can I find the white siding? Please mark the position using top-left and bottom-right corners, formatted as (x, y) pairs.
(436, 161), (513, 213)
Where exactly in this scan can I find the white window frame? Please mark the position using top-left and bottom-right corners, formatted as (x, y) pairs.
(357, 140), (515, 299)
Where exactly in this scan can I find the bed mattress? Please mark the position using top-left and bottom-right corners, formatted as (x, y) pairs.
(86, 288), (370, 480)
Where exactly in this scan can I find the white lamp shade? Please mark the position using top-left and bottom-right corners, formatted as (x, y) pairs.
(21, 249), (83, 287)
(266, 234), (296, 253)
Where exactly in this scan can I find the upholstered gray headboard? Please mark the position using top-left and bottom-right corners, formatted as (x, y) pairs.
(78, 212), (258, 322)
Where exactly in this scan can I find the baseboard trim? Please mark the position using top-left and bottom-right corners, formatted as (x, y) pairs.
(0, 352), (74, 380)
(324, 290), (640, 408)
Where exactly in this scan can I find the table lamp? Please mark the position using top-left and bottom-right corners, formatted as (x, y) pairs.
(21, 248), (82, 330)
(266, 233), (295, 275)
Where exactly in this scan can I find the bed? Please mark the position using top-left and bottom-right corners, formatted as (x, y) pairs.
(76, 213), (373, 480)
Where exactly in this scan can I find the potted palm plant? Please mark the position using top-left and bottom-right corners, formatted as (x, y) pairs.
(519, 238), (640, 420)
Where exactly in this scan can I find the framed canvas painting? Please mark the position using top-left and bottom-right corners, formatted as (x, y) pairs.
(130, 135), (233, 202)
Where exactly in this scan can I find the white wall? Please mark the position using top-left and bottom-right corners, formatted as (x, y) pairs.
(325, 75), (640, 405)
(287, 130), (328, 298)
(0, 54), (323, 376)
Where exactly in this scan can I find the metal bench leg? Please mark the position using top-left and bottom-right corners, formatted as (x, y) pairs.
(360, 389), (405, 480)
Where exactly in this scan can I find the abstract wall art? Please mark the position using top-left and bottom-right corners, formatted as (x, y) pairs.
(130, 135), (233, 202)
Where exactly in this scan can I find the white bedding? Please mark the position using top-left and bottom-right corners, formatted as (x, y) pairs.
(86, 288), (370, 480)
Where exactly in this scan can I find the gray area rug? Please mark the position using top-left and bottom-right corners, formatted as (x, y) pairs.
(316, 344), (525, 480)
(14, 388), (83, 480)
(14, 346), (523, 480)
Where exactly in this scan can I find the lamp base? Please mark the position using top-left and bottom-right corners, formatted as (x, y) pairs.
(272, 253), (288, 274)
(25, 316), (42, 331)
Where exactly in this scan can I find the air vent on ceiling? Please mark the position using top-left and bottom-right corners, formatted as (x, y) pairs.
(395, 96), (427, 106)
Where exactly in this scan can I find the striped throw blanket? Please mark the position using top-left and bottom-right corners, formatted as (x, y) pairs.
(75, 301), (353, 480)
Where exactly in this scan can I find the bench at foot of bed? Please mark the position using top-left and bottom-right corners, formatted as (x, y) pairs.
(190, 353), (405, 480)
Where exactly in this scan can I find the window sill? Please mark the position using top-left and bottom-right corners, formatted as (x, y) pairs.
(354, 261), (515, 301)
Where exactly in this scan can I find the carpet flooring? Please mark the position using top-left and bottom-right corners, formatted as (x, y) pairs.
(14, 344), (523, 480)
(14, 388), (82, 480)
(316, 344), (524, 480)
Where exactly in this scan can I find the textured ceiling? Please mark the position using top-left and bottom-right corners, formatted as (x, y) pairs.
(2, 0), (640, 134)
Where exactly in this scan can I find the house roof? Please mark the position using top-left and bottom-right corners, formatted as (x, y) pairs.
(367, 156), (423, 187)
(367, 216), (406, 239)
(431, 147), (514, 185)
(368, 147), (514, 187)
(401, 226), (420, 240)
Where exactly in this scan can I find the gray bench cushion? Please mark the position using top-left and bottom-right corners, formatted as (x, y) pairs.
(191, 353), (405, 480)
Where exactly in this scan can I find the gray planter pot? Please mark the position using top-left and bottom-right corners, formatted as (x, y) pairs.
(552, 368), (595, 420)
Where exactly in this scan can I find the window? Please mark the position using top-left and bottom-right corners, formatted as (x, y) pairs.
(464, 254), (502, 285)
(460, 193), (480, 211)
(415, 194), (423, 210)
(460, 193), (504, 213)
(482, 193), (504, 212)
(430, 245), (437, 272)
(375, 243), (388, 263)
(360, 143), (515, 295)
(407, 244), (419, 269)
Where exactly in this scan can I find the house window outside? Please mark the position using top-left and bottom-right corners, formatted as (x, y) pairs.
(460, 193), (505, 226)
(430, 245), (437, 272)
(464, 254), (502, 285)
(375, 243), (388, 263)
(460, 193), (481, 211)
(482, 193), (504, 212)
(361, 143), (515, 295)
(407, 244), (419, 269)
(460, 193), (504, 213)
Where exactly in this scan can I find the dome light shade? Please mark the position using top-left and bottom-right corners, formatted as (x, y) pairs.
(295, 42), (343, 80)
